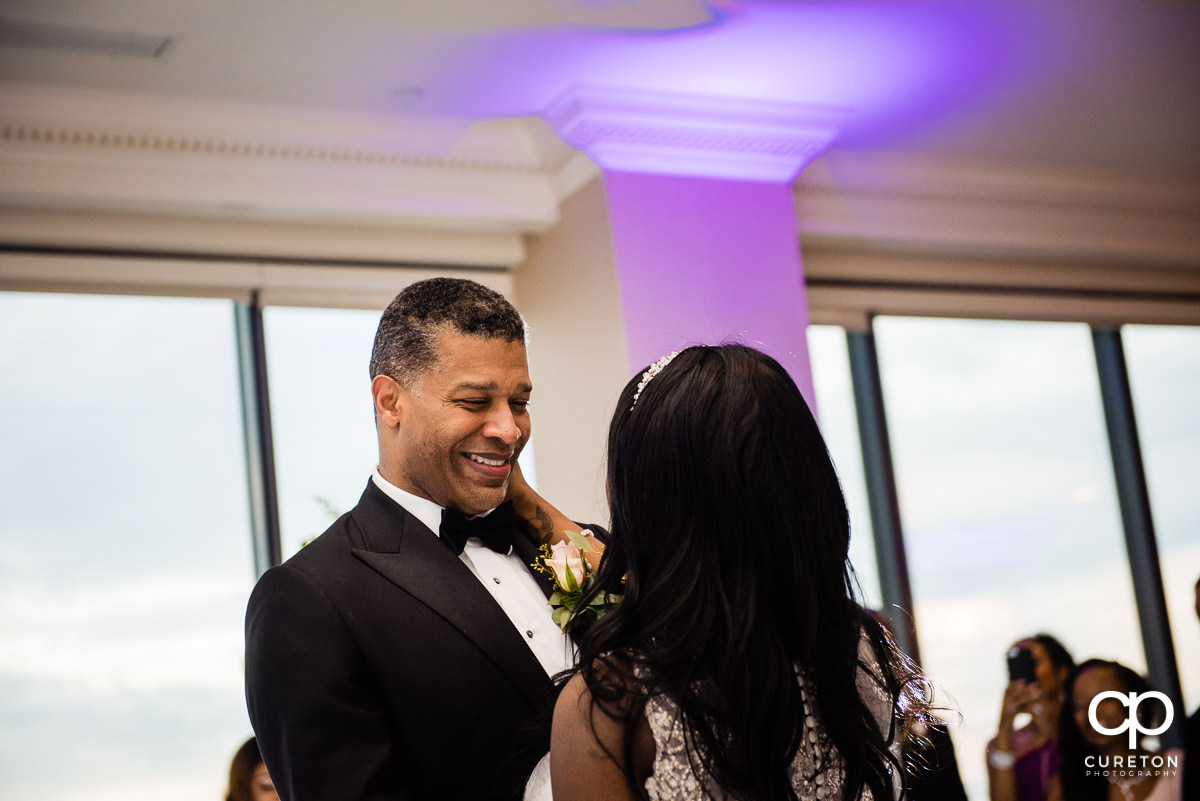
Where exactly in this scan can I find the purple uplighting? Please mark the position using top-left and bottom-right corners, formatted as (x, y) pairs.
(605, 171), (816, 402)
(416, 1), (1021, 148)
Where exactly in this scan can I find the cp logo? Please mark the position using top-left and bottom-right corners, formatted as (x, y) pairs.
(1088, 691), (1174, 748)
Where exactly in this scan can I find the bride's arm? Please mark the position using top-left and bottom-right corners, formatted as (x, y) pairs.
(550, 673), (653, 801)
(507, 459), (603, 571)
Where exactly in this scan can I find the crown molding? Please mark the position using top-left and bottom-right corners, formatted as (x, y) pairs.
(4, 82), (1197, 272)
(795, 150), (1200, 266)
(0, 82), (569, 236)
(545, 85), (847, 183)
(0, 82), (551, 168)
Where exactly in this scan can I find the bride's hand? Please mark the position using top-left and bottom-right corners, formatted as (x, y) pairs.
(506, 459), (552, 545)
(506, 459), (603, 571)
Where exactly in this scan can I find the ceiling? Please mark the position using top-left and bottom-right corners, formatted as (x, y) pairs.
(2, 0), (1198, 176)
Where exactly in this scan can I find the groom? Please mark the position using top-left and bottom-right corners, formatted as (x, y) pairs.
(245, 278), (590, 800)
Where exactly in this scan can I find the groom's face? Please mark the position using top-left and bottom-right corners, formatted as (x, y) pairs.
(392, 331), (532, 516)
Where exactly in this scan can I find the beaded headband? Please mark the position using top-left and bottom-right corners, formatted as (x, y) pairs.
(630, 351), (679, 409)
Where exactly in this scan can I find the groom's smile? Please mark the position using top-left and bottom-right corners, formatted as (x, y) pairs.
(465, 451), (513, 479)
(388, 330), (532, 516)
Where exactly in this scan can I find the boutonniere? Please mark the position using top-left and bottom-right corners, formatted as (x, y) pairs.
(532, 529), (622, 633)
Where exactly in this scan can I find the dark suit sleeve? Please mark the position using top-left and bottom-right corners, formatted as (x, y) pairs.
(245, 564), (410, 801)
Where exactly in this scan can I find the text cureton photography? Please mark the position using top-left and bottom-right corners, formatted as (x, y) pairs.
(1084, 688), (1179, 779)
(1084, 753), (1180, 778)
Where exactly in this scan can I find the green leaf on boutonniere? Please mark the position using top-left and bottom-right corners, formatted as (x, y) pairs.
(552, 606), (574, 628)
(565, 529), (595, 553)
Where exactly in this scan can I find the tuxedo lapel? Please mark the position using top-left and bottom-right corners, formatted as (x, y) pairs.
(348, 483), (553, 709)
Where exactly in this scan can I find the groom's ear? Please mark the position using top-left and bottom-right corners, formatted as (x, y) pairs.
(371, 374), (406, 429)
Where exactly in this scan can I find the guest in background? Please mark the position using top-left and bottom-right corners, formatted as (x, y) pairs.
(987, 634), (1075, 801)
(1051, 659), (1183, 801)
(226, 737), (278, 801)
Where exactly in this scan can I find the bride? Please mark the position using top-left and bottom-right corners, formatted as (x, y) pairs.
(521, 344), (932, 801)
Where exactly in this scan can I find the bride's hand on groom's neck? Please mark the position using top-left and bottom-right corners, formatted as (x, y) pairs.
(507, 460), (604, 572)
(506, 459), (562, 546)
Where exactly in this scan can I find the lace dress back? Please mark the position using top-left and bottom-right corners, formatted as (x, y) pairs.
(522, 635), (897, 801)
(642, 637), (895, 801)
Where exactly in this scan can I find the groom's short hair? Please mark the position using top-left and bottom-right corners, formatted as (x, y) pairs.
(370, 278), (528, 390)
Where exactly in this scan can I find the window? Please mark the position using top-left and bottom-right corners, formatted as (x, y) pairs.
(0, 292), (255, 801)
(808, 324), (882, 608)
(262, 306), (383, 558)
(1123, 324), (1200, 711)
(873, 316), (1143, 801)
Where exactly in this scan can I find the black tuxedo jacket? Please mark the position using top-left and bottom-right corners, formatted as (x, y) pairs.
(245, 480), (590, 801)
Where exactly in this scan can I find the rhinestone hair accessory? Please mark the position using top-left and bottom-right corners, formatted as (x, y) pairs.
(631, 351), (679, 409)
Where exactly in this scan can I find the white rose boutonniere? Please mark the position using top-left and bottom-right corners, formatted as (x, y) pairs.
(546, 540), (587, 589)
(532, 529), (622, 633)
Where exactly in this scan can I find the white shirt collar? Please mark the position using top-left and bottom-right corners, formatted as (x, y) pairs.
(371, 468), (445, 539)
(370, 468), (497, 539)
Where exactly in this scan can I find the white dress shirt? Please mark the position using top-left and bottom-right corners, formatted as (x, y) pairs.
(371, 469), (575, 678)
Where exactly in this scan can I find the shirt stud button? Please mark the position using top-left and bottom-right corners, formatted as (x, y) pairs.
(526, 630), (534, 638)
(493, 577), (501, 584)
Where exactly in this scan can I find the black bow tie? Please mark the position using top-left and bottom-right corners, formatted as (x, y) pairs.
(440, 501), (516, 555)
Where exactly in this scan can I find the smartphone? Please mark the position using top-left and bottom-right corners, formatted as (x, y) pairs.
(1007, 645), (1036, 683)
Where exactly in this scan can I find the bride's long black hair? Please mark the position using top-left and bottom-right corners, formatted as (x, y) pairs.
(574, 344), (930, 801)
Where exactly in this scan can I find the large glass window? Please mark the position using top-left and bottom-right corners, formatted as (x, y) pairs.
(0, 292), (255, 801)
(808, 325), (882, 609)
(1123, 324), (1200, 711)
(262, 306), (384, 559)
(873, 316), (1142, 801)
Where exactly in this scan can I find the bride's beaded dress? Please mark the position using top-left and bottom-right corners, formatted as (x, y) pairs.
(525, 636), (897, 801)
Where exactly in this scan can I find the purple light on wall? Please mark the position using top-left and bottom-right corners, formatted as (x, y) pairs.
(603, 170), (816, 405)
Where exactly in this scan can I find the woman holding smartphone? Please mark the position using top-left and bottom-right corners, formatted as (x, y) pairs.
(987, 635), (1076, 801)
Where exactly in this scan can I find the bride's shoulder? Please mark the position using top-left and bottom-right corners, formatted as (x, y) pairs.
(557, 654), (643, 723)
(551, 660), (656, 800)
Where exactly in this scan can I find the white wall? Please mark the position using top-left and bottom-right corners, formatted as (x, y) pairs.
(514, 178), (629, 527)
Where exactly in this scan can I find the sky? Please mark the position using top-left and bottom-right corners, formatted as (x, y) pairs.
(0, 293), (256, 801)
